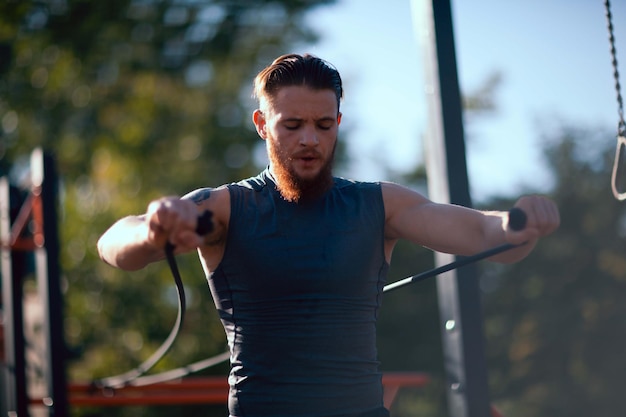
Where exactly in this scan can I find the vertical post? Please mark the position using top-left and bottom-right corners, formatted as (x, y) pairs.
(412, 1), (491, 417)
(31, 149), (69, 417)
(0, 178), (30, 416)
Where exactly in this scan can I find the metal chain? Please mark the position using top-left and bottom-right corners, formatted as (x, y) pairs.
(605, 0), (626, 200)
(605, 0), (625, 135)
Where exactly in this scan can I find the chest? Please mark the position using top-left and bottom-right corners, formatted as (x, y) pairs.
(219, 186), (386, 299)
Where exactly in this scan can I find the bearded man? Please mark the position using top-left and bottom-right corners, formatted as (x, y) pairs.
(98, 53), (559, 417)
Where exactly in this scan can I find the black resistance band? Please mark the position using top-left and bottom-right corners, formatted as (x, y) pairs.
(93, 210), (214, 390)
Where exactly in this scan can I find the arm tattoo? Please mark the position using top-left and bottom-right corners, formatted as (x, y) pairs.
(184, 188), (212, 206)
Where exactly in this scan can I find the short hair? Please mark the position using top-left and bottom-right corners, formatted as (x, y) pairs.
(253, 53), (343, 113)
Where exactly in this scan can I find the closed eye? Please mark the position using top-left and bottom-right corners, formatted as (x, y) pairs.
(283, 121), (302, 130)
(317, 117), (336, 130)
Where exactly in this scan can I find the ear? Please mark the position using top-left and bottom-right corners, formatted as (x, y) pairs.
(253, 109), (267, 140)
(337, 112), (342, 126)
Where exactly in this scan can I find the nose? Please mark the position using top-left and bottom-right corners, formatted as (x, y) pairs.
(299, 126), (319, 147)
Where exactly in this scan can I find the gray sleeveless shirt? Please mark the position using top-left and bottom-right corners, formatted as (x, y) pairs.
(208, 169), (389, 417)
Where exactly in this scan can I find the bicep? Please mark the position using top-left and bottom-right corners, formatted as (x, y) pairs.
(382, 182), (495, 255)
(182, 186), (230, 245)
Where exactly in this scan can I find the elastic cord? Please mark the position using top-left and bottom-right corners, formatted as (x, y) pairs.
(93, 243), (185, 389)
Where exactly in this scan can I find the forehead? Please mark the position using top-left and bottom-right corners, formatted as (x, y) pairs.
(264, 85), (338, 117)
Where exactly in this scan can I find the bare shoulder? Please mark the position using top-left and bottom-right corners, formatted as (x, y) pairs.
(380, 181), (430, 213)
(380, 181), (436, 241)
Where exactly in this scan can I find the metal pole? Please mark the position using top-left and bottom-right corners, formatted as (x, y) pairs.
(31, 149), (69, 417)
(0, 178), (30, 416)
(413, 1), (492, 416)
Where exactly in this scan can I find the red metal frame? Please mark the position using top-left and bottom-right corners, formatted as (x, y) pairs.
(0, 185), (42, 361)
(28, 372), (430, 409)
(0, 187), (44, 252)
(28, 373), (507, 415)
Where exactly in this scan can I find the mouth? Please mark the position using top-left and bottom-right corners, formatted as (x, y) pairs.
(292, 152), (321, 164)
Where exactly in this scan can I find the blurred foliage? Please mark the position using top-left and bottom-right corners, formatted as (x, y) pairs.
(462, 71), (503, 120)
(479, 126), (626, 417)
(3, 1), (626, 417)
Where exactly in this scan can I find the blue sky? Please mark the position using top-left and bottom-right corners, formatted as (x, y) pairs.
(303, 0), (626, 201)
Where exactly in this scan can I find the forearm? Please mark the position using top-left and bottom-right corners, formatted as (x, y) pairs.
(97, 215), (164, 271)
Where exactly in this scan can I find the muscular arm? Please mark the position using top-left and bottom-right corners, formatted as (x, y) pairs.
(382, 182), (559, 263)
(97, 186), (230, 271)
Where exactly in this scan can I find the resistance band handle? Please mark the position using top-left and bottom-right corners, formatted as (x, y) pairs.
(196, 210), (214, 235)
(508, 207), (527, 231)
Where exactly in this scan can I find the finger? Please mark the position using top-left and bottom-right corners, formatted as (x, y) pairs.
(543, 199), (560, 234)
(170, 230), (203, 251)
(524, 197), (559, 238)
(146, 199), (191, 248)
(169, 201), (201, 239)
(147, 200), (173, 231)
(530, 197), (556, 234)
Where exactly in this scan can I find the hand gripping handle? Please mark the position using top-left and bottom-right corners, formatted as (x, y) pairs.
(507, 207), (527, 231)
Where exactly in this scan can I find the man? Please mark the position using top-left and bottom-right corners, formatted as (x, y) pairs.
(97, 53), (559, 417)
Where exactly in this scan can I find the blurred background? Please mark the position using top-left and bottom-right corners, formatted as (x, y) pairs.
(1, 0), (625, 416)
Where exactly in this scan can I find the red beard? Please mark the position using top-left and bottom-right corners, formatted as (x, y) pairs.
(268, 142), (336, 203)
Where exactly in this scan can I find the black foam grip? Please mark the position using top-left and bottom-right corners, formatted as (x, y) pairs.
(508, 207), (527, 231)
(195, 210), (214, 235)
